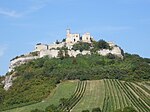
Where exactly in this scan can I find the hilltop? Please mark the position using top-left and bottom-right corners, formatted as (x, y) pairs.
(3, 30), (124, 90)
(8, 29), (124, 73)
(0, 30), (150, 112)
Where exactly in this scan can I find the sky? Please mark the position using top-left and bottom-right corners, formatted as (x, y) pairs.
(0, 0), (150, 75)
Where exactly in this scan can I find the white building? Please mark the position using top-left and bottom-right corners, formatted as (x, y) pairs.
(66, 29), (93, 44)
(82, 32), (93, 43)
(66, 29), (80, 43)
(35, 43), (48, 51)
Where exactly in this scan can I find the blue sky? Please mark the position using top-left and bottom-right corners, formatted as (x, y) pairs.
(0, 0), (150, 75)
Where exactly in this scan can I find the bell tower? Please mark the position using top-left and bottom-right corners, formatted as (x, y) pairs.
(66, 29), (70, 35)
(66, 29), (71, 43)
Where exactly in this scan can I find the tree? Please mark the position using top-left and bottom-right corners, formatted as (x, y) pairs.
(0, 87), (5, 104)
(62, 38), (66, 42)
(59, 98), (68, 107)
(56, 40), (60, 44)
(64, 50), (69, 58)
(58, 50), (64, 60)
(106, 53), (116, 59)
(45, 104), (57, 112)
(97, 39), (110, 49)
(72, 42), (91, 52)
(72, 57), (77, 64)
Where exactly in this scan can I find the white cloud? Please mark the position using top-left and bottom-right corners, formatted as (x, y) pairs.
(0, 0), (50, 18)
(0, 6), (43, 18)
(0, 45), (7, 57)
(0, 0), (75, 18)
(0, 8), (22, 18)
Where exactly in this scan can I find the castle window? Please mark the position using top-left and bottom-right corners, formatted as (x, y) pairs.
(74, 39), (76, 42)
(80, 37), (82, 40)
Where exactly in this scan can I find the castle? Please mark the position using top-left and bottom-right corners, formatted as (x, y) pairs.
(35, 29), (93, 51)
(8, 29), (124, 73)
(5, 29), (124, 90)
(66, 29), (93, 43)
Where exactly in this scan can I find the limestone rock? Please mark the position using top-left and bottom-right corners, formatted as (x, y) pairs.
(9, 56), (39, 72)
(2, 75), (12, 91)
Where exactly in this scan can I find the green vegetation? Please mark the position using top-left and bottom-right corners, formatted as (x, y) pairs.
(29, 51), (39, 56)
(114, 107), (137, 112)
(72, 40), (112, 52)
(72, 42), (91, 51)
(3, 81), (77, 112)
(92, 108), (101, 112)
(93, 40), (111, 50)
(58, 81), (87, 111)
(72, 80), (105, 112)
(0, 52), (150, 111)
(3, 79), (149, 112)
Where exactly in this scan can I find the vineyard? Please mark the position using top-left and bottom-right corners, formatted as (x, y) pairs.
(58, 81), (87, 112)
(101, 79), (150, 112)
(3, 79), (150, 112)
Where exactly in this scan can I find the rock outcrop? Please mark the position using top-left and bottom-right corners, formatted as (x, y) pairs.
(2, 75), (13, 91)
(9, 56), (39, 72)
(98, 42), (123, 59)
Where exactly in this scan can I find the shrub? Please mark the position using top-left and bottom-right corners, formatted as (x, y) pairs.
(106, 53), (116, 59)
(72, 42), (91, 52)
(97, 40), (110, 49)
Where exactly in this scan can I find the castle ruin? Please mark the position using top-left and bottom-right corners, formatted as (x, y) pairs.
(66, 29), (93, 43)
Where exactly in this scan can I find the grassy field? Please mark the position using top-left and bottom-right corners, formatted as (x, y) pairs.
(72, 80), (105, 112)
(3, 80), (78, 112)
(3, 79), (150, 112)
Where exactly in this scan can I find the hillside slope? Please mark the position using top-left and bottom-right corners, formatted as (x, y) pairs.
(3, 81), (77, 112)
(3, 79), (150, 112)
(0, 53), (150, 111)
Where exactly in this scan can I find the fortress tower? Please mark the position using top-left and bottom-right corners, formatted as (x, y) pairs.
(82, 32), (92, 43)
(65, 29), (93, 44)
(66, 29), (80, 43)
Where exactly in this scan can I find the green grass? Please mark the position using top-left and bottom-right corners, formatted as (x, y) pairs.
(3, 80), (77, 112)
(72, 80), (105, 112)
(59, 81), (87, 111)
(3, 79), (150, 112)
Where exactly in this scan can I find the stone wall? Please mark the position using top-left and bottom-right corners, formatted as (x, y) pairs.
(35, 44), (48, 51)
(40, 50), (59, 58)
(9, 41), (123, 73)
(48, 43), (65, 50)
(9, 56), (39, 72)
